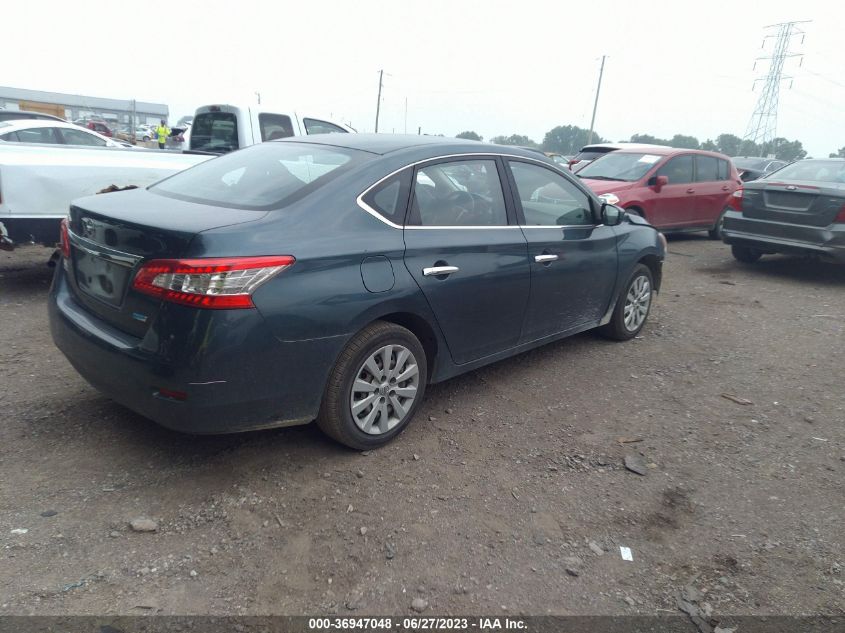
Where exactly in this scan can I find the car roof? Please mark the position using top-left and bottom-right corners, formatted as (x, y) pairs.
(0, 119), (86, 131)
(0, 110), (65, 121)
(274, 133), (548, 159)
(612, 147), (729, 159)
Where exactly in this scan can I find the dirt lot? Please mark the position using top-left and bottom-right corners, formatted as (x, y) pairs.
(0, 238), (843, 617)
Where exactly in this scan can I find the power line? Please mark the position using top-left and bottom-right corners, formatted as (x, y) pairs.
(744, 20), (811, 146)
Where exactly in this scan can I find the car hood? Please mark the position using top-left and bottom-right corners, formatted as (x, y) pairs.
(579, 179), (638, 196)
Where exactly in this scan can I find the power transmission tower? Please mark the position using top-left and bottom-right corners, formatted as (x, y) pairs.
(744, 21), (809, 147)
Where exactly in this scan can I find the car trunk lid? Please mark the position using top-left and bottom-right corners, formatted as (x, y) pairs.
(66, 188), (267, 337)
(742, 180), (845, 227)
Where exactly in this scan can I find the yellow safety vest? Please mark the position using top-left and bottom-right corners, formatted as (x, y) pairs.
(156, 125), (169, 143)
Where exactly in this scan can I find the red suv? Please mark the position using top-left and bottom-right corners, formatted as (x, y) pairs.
(85, 120), (113, 137)
(577, 148), (741, 238)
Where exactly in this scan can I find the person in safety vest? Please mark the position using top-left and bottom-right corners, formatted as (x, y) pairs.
(155, 119), (170, 149)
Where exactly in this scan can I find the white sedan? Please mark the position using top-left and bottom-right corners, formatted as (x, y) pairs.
(0, 120), (135, 148)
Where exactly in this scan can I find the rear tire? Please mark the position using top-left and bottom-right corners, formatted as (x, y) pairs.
(599, 264), (654, 341)
(731, 245), (762, 263)
(317, 321), (427, 450)
(709, 208), (728, 240)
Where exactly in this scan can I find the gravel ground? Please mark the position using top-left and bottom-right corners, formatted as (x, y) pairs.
(0, 238), (843, 617)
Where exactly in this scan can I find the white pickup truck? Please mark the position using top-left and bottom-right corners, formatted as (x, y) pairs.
(188, 104), (354, 154)
(0, 143), (208, 249)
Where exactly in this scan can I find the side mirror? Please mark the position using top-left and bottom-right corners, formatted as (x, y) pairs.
(601, 203), (624, 227)
(649, 175), (669, 191)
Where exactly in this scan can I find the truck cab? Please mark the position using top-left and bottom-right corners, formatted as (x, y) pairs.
(188, 104), (353, 154)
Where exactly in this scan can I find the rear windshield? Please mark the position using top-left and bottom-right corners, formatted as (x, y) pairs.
(190, 112), (239, 153)
(766, 160), (845, 184)
(151, 142), (368, 210)
(576, 152), (662, 182)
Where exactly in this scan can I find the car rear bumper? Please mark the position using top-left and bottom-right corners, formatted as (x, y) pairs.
(722, 211), (845, 261)
(48, 266), (347, 434)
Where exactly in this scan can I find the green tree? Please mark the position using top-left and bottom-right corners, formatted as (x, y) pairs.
(541, 125), (600, 153)
(670, 134), (700, 149)
(490, 134), (538, 147)
(701, 139), (718, 151)
(629, 133), (670, 146)
(737, 139), (760, 156)
(456, 131), (482, 141)
(760, 138), (807, 161)
(829, 146), (845, 158)
(716, 133), (742, 156)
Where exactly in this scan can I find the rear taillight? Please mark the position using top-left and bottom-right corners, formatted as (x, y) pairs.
(835, 203), (845, 223)
(132, 256), (294, 309)
(60, 218), (71, 258)
(730, 188), (743, 212)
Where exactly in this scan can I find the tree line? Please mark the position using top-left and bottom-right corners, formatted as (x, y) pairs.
(455, 126), (837, 162)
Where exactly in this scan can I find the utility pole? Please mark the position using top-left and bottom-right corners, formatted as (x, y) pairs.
(255, 92), (261, 105)
(374, 70), (384, 133)
(587, 55), (606, 146)
(744, 20), (809, 147)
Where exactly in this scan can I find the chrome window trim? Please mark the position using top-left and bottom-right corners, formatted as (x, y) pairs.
(356, 152), (578, 230)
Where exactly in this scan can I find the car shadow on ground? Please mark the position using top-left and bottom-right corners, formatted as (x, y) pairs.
(705, 254), (845, 286)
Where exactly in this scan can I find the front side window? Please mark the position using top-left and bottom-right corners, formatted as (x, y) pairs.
(8, 126), (61, 144)
(510, 161), (593, 226)
(657, 155), (694, 184)
(60, 128), (108, 146)
(409, 159), (507, 227)
(576, 152), (662, 182)
(303, 118), (348, 135)
(259, 113), (294, 141)
(190, 112), (239, 152)
(695, 155), (719, 182)
(152, 142), (369, 210)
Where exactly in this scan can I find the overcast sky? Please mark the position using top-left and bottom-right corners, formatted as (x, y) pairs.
(3, 0), (843, 156)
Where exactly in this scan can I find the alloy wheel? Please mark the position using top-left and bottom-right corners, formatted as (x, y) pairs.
(349, 344), (420, 435)
(623, 275), (651, 332)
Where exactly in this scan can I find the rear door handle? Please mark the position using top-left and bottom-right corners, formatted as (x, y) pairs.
(721, 186), (730, 191)
(686, 188), (695, 194)
(423, 265), (459, 277)
(534, 254), (559, 263)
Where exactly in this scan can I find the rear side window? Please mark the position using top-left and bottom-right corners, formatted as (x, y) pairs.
(695, 155), (719, 182)
(152, 142), (368, 210)
(259, 113), (294, 141)
(361, 172), (412, 224)
(717, 159), (730, 180)
(657, 155), (694, 184)
(8, 127), (61, 144)
(191, 112), (239, 152)
(60, 128), (108, 146)
(303, 118), (348, 135)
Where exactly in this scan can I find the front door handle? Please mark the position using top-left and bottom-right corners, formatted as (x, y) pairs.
(686, 188), (695, 194)
(534, 254), (559, 263)
(423, 265), (460, 277)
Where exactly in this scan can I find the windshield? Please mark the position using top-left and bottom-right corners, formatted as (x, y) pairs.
(152, 142), (369, 210)
(190, 112), (239, 153)
(764, 160), (845, 184)
(576, 152), (662, 182)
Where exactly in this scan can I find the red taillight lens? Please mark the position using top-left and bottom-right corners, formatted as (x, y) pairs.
(730, 188), (743, 212)
(132, 256), (295, 309)
(835, 203), (845, 223)
(60, 218), (71, 258)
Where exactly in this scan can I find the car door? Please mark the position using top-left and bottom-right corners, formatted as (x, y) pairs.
(402, 157), (530, 365)
(650, 154), (696, 227)
(505, 159), (619, 341)
(692, 154), (730, 227)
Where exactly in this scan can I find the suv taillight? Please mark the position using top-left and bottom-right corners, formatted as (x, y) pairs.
(729, 189), (744, 212)
(132, 256), (295, 309)
(60, 218), (71, 258)
(835, 203), (845, 224)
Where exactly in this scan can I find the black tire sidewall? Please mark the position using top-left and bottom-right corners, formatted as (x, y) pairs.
(324, 324), (427, 449)
(610, 264), (654, 340)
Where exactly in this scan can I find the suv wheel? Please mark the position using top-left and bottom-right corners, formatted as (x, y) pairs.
(317, 321), (427, 449)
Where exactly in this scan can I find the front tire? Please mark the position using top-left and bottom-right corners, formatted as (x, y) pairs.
(731, 245), (762, 263)
(599, 264), (654, 341)
(317, 321), (427, 450)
